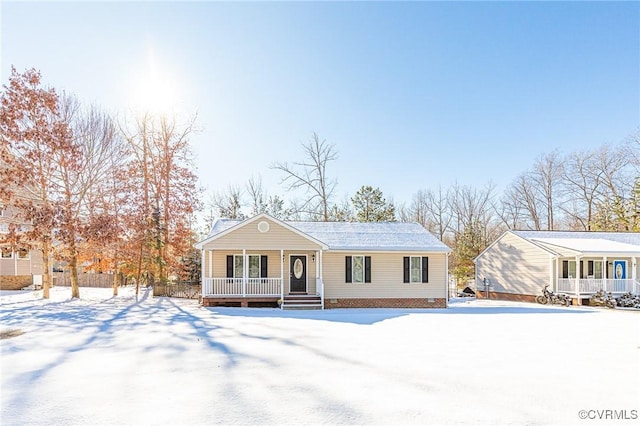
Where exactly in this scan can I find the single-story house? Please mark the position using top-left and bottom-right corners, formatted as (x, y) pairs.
(194, 213), (451, 309)
(474, 230), (640, 304)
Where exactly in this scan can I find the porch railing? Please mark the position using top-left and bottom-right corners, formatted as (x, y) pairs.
(202, 278), (281, 297)
(557, 278), (639, 295)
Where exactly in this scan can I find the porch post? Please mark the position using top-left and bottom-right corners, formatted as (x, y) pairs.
(603, 256), (608, 292)
(319, 249), (324, 309)
(632, 257), (637, 294)
(314, 250), (320, 296)
(280, 249), (284, 309)
(555, 257), (559, 292)
(242, 249), (247, 297)
(548, 255), (554, 292)
(574, 255), (580, 303)
(208, 250), (213, 279)
(200, 249), (206, 296)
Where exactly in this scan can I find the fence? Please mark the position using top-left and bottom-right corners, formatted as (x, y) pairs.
(53, 272), (121, 288)
(153, 281), (201, 299)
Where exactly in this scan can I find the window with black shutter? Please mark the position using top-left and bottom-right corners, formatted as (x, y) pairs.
(346, 255), (370, 283)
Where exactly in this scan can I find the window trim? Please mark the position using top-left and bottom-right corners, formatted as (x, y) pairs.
(403, 256), (429, 284)
(345, 255), (371, 284)
(232, 254), (263, 278)
(17, 248), (30, 260)
(352, 255), (365, 283)
(1, 246), (13, 259)
(410, 256), (422, 283)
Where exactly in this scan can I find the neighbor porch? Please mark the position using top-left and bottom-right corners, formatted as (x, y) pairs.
(552, 255), (639, 298)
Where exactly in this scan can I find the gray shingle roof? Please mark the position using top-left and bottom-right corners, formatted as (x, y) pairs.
(206, 217), (450, 252)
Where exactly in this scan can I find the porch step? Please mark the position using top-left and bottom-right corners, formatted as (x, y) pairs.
(282, 295), (323, 310)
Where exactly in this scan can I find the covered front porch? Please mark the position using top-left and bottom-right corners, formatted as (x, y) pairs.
(200, 248), (325, 309)
(552, 255), (639, 299)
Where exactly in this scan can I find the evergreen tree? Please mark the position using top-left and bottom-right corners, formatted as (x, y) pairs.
(351, 186), (395, 222)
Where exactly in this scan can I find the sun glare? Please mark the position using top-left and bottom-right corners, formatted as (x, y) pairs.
(129, 46), (182, 116)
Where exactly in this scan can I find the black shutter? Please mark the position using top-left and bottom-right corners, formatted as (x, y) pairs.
(422, 257), (429, 283)
(261, 255), (268, 278)
(364, 256), (371, 283)
(226, 255), (234, 278)
(345, 256), (352, 283)
(562, 261), (568, 279)
(580, 261), (584, 279)
(403, 256), (410, 283)
(588, 261), (594, 277)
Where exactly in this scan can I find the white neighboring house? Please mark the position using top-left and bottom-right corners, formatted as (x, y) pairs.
(474, 230), (640, 304)
(0, 204), (43, 289)
(195, 213), (451, 309)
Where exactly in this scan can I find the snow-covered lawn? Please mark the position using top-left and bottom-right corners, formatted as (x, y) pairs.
(1, 287), (638, 425)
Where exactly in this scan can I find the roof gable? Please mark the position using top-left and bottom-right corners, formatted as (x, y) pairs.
(195, 213), (328, 250)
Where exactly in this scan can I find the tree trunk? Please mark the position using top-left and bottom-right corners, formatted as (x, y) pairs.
(112, 255), (118, 296)
(70, 254), (80, 299)
(41, 240), (51, 299)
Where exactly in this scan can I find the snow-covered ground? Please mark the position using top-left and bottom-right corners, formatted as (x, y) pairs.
(1, 287), (638, 425)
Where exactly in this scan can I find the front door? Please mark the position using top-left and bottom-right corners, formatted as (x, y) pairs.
(290, 255), (307, 293)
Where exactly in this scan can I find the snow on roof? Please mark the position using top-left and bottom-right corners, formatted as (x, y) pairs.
(291, 221), (450, 252)
(512, 231), (640, 255)
(205, 217), (450, 252)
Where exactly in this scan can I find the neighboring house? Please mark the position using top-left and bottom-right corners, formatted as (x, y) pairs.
(0, 204), (43, 289)
(195, 213), (451, 309)
(474, 230), (640, 304)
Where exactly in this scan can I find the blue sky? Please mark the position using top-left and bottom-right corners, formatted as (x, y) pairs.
(2, 1), (639, 208)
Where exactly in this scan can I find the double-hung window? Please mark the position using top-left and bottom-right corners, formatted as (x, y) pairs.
(345, 256), (371, 283)
(403, 256), (429, 283)
(227, 255), (268, 278)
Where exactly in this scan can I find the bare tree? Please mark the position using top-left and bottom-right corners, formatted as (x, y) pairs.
(561, 150), (604, 230)
(271, 132), (337, 221)
(246, 175), (267, 216)
(208, 185), (245, 220)
(449, 182), (498, 282)
(512, 173), (543, 230)
(405, 187), (453, 241)
(496, 184), (526, 230)
(531, 151), (564, 230)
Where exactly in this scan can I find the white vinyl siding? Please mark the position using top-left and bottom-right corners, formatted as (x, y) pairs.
(202, 217), (322, 251)
(323, 252), (446, 299)
(475, 232), (551, 296)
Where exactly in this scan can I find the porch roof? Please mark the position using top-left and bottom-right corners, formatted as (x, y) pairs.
(512, 231), (640, 257)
